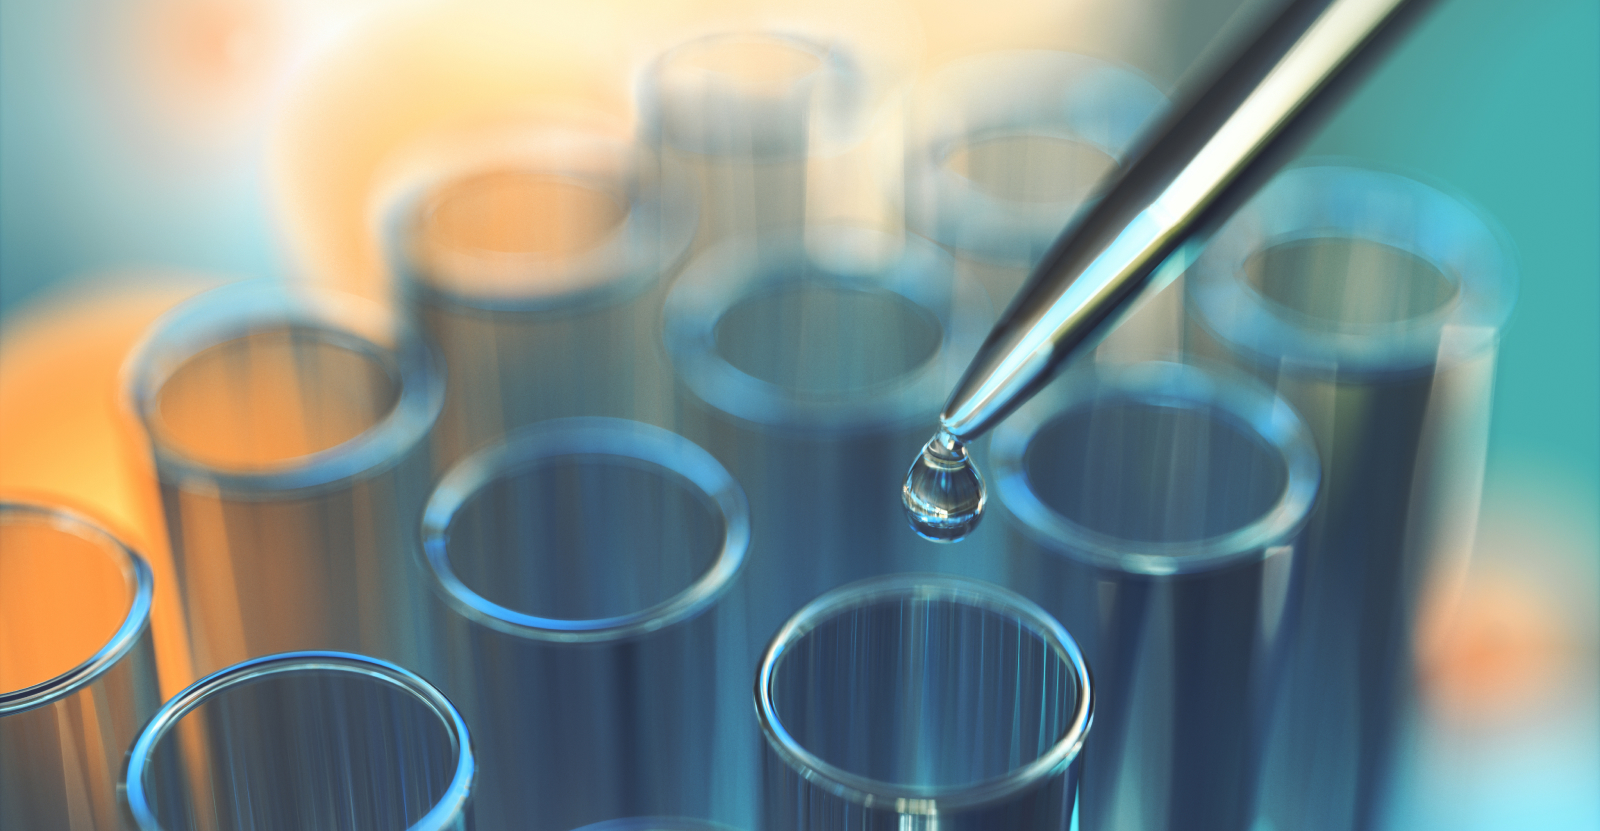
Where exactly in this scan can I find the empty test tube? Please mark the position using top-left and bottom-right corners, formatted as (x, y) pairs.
(662, 224), (994, 649)
(638, 31), (863, 248)
(757, 574), (1093, 830)
(121, 280), (446, 679)
(122, 651), (474, 831)
(904, 50), (1168, 318)
(1, 501), (160, 831)
(1183, 164), (1516, 831)
(388, 127), (699, 463)
(420, 417), (751, 831)
(991, 360), (1320, 831)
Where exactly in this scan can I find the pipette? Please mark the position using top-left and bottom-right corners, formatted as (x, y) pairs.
(902, 0), (1436, 542)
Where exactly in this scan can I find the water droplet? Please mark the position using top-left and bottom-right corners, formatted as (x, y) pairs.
(902, 429), (986, 543)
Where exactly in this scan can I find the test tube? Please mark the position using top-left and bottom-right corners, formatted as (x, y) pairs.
(387, 127), (699, 464)
(904, 51), (1168, 321)
(420, 417), (751, 831)
(991, 360), (1321, 831)
(662, 223), (994, 648)
(121, 280), (446, 679)
(1, 501), (159, 831)
(122, 651), (474, 831)
(1183, 164), (1517, 831)
(757, 575), (1092, 830)
(638, 31), (863, 249)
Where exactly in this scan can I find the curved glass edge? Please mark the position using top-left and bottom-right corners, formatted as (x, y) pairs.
(1186, 162), (1520, 379)
(119, 279), (446, 498)
(661, 224), (991, 432)
(121, 651), (475, 831)
(385, 130), (700, 315)
(420, 416), (751, 643)
(0, 501), (155, 715)
(905, 50), (1169, 263)
(636, 30), (869, 159)
(754, 573), (1094, 810)
(990, 359), (1322, 576)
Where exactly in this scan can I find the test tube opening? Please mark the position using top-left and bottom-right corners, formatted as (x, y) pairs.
(1025, 403), (1287, 544)
(124, 653), (473, 831)
(712, 282), (942, 399)
(995, 362), (1321, 573)
(150, 326), (400, 470)
(0, 503), (152, 708)
(424, 418), (748, 640)
(942, 134), (1118, 206)
(124, 281), (442, 492)
(1241, 237), (1459, 331)
(758, 576), (1091, 804)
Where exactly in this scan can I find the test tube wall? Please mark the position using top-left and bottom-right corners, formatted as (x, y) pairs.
(757, 575), (1093, 830)
(992, 360), (1320, 831)
(419, 418), (751, 831)
(663, 223), (995, 652)
(1183, 164), (1517, 831)
(122, 651), (475, 831)
(122, 280), (446, 678)
(0, 502), (161, 831)
(388, 126), (699, 465)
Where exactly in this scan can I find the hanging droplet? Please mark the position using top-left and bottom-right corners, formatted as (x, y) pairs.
(902, 429), (985, 543)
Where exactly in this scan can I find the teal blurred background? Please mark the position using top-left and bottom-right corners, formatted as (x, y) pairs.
(2, 0), (1594, 826)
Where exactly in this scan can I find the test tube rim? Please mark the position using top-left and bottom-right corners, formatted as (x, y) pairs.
(121, 650), (476, 831)
(120, 279), (445, 498)
(637, 29), (859, 159)
(755, 573), (1094, 809)
(0, 501), (155, 715)
(991, 359), (1321, 576)
(389, 131), (700, 315)
(1185, 161), (1519, 379)
(662, 224), (989, 433)
(906, 49), (1170, 265)
(420, 416), (750, 644)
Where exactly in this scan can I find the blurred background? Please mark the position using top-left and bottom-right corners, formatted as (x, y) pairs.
(1, 0), (1594, 827)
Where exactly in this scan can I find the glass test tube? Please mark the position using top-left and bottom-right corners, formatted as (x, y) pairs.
(420, 417), (751, 831)
(638, 31), (862, 249)
(388, 127), (699, 465)
(757, 575), (1093, 830)
(1, 502), (160, 831)
(662, 223), (995, 648)
(1183, 164), (1517, 831)
(122, 651), (474, 831)
(991, 360), (1321, 831)
(122, 280), (446, 679)
(904, 50), (1168, 326)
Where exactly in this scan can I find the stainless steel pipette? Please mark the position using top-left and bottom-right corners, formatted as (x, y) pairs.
(903, 0), (1437, 541)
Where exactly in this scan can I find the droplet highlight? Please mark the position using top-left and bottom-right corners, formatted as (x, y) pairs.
(902, 429), (986, 543)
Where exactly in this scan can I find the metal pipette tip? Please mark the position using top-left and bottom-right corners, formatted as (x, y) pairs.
(902, 429), (986, 543)
(901, 0), (1434, 541)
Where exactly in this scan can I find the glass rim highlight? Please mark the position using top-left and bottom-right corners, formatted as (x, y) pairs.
(991, 360), (1321, 576)
(0, 501), (154, 715)
(421, 417), (750, 643)
(662, 224), (988, 432)
(755, 573), (1094, 809)
(121, 650), (476, 831)
(906, 49), (1168, 263)
(387, 128), (699, 314)
(1186, 162), (1519, 378)
(120, 279), (445, 497)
